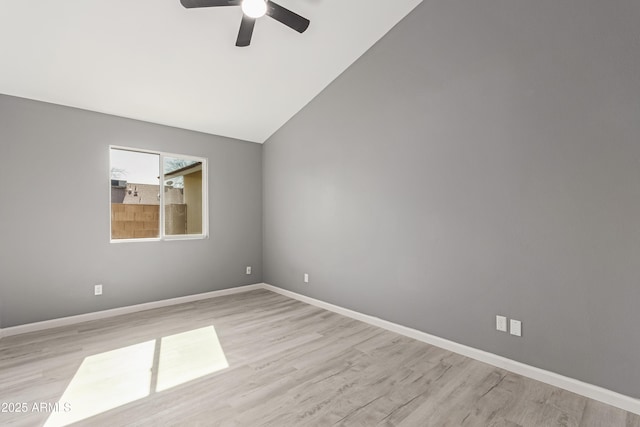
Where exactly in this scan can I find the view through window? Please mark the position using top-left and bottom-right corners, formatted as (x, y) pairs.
(110, 147), (207, 241)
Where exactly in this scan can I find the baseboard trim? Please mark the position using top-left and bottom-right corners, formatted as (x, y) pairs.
(0, 283), (265, 339)
(262, 284), (640, 416)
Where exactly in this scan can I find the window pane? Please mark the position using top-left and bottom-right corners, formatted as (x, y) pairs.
(164, 156), (203, 235)
(110, 149), (160, 240)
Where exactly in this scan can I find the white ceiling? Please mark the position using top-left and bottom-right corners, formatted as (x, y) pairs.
(0, 0), (421, 143)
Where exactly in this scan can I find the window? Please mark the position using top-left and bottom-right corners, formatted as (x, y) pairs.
(110, 147), (208, 241)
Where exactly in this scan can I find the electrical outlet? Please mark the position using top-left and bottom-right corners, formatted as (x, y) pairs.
(510, 319), (522, 337)
(94, 284), (103, 296)
(304, 273), (309, 283)
(246, 266), (252, 275)
(496, 315), (507, 332)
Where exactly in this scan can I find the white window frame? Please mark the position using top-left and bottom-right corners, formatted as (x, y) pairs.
(109, 145), (209, 243)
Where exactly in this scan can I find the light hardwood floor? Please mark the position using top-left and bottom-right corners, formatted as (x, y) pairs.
(0, 289), (638, 426)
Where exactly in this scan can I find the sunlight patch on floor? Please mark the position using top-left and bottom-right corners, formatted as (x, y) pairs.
(44, 326), (228, 426)
(44, 340), (155, 427)
(157, 326), (229, 391)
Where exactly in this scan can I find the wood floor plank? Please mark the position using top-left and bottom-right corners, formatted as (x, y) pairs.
(0, 289), (637, 426)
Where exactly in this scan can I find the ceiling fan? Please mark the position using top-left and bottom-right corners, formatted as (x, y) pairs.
(180, 0), (310, 47)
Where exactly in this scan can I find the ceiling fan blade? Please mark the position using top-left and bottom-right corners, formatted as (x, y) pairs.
(180, 0), (241, 8)
(266, 1), (310, 33)
(236, 15), (256, 47)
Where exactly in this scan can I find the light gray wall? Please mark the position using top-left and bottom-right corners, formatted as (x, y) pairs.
(263, 0), (640, 397)
(0, 94), (262, 328)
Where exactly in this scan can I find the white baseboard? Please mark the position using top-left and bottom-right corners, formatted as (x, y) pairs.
(1, 282), (638, 415)
(0, 283), (265, 339)
(262, 284), (640, 416)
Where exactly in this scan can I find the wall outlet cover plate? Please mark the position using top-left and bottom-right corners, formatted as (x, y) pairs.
(510, 319), (522, 336)
(496, 315), (507, 332)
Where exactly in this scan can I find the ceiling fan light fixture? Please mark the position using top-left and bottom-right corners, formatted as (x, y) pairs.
(241, 0), (267, 18)
(180, 0), (309, 47)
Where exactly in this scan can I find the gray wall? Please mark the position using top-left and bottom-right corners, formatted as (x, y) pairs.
(0, 94), (262, 328)
(263, 0), (640, 398)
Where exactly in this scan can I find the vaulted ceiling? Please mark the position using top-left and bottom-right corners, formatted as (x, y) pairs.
(0, 0), (422, 143)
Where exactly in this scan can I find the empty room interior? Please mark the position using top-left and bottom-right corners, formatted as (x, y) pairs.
(1, 0), (639, 426)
